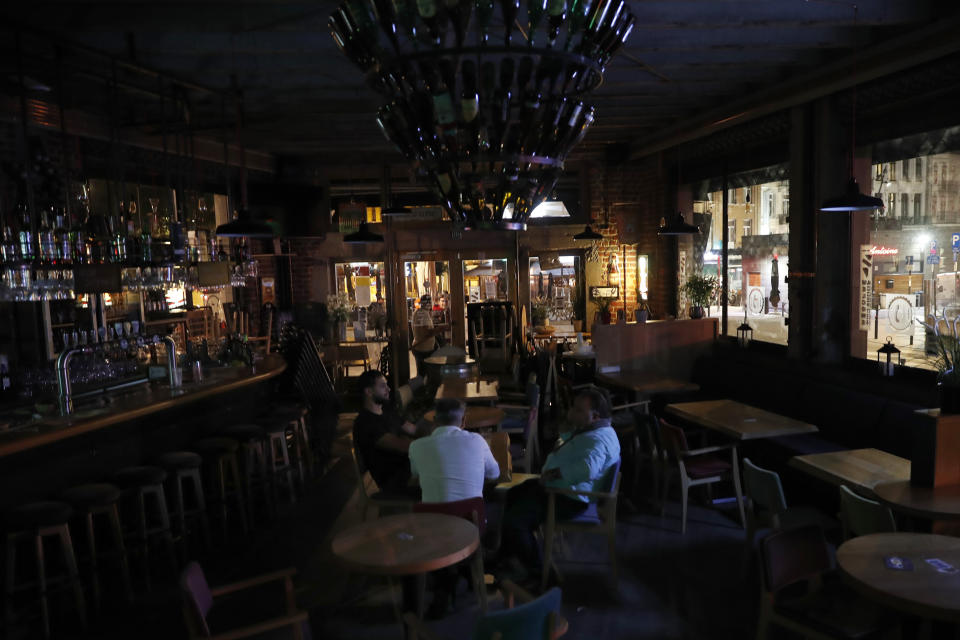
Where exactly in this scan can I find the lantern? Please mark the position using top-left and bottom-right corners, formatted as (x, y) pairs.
(877, 337), (903, 376)
(736, 319), (753, 348)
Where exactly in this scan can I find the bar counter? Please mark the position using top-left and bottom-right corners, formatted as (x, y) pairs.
(0, 355), (287, 510)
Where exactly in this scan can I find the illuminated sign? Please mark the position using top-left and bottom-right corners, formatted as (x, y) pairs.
(869, 246), (898, 256)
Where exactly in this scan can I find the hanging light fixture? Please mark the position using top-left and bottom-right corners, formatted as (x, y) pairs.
(344, 221), (385, 243)
(820, 5), (883, 213)
(329, 0), (635, 231)
(573, 225), (603, 240)
(215, 212), (276, 238)
(658, 212), (700, 236)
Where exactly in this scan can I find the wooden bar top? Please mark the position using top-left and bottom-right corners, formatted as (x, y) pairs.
(0, 355), (286, 458)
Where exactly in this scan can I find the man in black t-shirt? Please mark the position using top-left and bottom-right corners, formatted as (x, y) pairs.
(353, 369), (419, 495)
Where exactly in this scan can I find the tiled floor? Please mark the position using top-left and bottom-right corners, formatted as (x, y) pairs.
(24, 416), (762, 639)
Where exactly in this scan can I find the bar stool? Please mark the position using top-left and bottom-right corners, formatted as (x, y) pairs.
(219, 424), (273, 523)
(261, 422), (298, 504)
(4, 501), (87, 638)
(59, 483), (132, 609)
(112, 466), (177, 589)
(191, 437), (249, 539)
(260, 403), (312, 485)
(157, 451), (211, 551)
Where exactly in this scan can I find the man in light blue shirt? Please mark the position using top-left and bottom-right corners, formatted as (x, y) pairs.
(499, 387), (621, 581)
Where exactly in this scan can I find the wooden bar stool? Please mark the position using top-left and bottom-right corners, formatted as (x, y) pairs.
(112, 466), (178, 590)
(156, 451), (211, 551)
(3, 501), (87, 639)
(59, 483), (132, 609)
(261, 403), (312, 485)
(261, 423), (298, 504)
(191, 437), (249, 539)
(219, 424), (273, 523)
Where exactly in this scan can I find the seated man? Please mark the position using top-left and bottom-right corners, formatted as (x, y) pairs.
(409, 398), (501, 504)
(408, 398), (501, 617)
(499, 386), (621, 582)
(352, 369), (419, 496)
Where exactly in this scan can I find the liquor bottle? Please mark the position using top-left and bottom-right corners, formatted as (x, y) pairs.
(546, 0), (567, 46)
(564, 0), (594, 50)
(17, 203), (35, 263)
(329, 10), (370, 70)
(526, 0), (547, 46)
(373, 0), (402, 52)
(391, 0), (419, 44)
(38, 207), (56, 264)
(444, 0), (471, 47)
(345, 0), (382, 49)
(417, 0), (442, 46)
(0, 225), (16, 264)
(54, 210), (72, 264)
(498, 57), (515, 123)
(475, 0), (495, 44)
(500, 0), (520, 45)
(600, 12), (634, 61)
(460, 60), (480, 156)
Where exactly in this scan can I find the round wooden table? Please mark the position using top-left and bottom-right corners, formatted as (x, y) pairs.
(874, 480), (960, 520)
(331, 512), (480, 576)
(423, 406), (505, 431)
(837, 532), (960, 622)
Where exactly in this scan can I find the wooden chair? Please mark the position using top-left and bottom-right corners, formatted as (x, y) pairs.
(742, 458), (835, 549)
(659, 420), (745, 534)
(403, 581), (566, 640)
(247, 305), (274, 353)
(334, 344), (370, 379)
(839, 484), (896, 540)
(349, 446), (415, 521)
(541, 460), (621, 591)
(413, 497), (489, 613)
(186, 308), (214, 342)
(497, 381), (540, 473)
(180, 561), (309, 639)
(756, 525), (899, 640)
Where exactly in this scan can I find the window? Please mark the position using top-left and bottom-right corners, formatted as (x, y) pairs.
(889, 162), (897, 181)
(854, 124), (960, 373)
(637, 255), (649, 300)
(688, 164), (789, 346)
(875, 163), (883, 180)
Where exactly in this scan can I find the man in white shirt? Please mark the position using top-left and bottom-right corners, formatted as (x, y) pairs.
(409, 398), (501, 503)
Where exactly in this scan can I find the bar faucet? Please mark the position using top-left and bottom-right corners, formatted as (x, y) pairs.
(56, 345), (85, 416)
(163, 335), (182, 389)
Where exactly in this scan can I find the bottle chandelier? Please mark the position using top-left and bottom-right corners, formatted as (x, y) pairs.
(329, 0), (635, 230)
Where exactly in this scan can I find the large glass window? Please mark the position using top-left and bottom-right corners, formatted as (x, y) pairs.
(857, 124), (960, 371)
(529, 254), (581, 330)
(687, 164), (790, 345)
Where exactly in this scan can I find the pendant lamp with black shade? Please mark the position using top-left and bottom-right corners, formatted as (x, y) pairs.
(343, 221), (384, 243)
(819, 6), (883, 213)
(215, 86), (276, 238)
(658, 212), (700, 236)
(573, 225), (603, 241)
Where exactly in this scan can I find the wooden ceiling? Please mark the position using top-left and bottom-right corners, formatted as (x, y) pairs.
(0, 0), (952, 166)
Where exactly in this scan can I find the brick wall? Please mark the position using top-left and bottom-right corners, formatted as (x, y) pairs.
(586, 155), (676, 320)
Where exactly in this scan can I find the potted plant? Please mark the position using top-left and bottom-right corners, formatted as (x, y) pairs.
(570, 289), (584, 332)
(636, 294), (651, 323)
(923, 313), (960, 413)
(326, 292), (352, 342)
(595, 297), (613, 325)
(681, 274), (718, 319)
(531, 297), (553, 334)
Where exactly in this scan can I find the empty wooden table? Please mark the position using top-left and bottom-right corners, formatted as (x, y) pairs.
(790, 449), (911, 496)
(494, 472), (540, 491)
(837, 532), (960, 622)
(436, 378), (499, 404)
(595, 371), (700, 396)
(423, 406), (505, 431)
(665, 399), (818, 440)
(874, 481), (960, 521)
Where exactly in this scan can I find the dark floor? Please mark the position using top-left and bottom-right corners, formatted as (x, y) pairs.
(13, 420), (767, 640)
